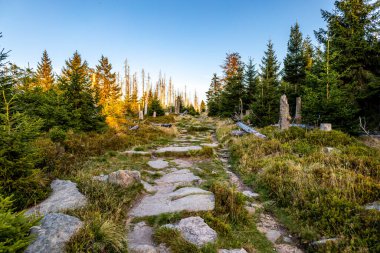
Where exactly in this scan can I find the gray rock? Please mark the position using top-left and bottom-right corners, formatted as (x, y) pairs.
(172, 159), (193, 168)
(26, 179), (87, 216)
(265, 229), (282, 243)
(364, 201), (380, 211)
(156, 169), (201, 185)
(166, 216), (217, 247)
(25, 213), (83, 253)
(244, 206), (256, 215)
(155, 146), (202, 153)
(169, 187), (212, 200)
(141, 180), (157, 193)
(93, 174), (109, 182)
(108, 170), (141, 187)
(157, 244), (171, 253)
(123, 150), (152, 156)
(201, 143), (219, 148)
(218, 249), (248, 253)
(323, 147), (335, 154)
(242, 190), (259, 198)
(275, 244), (303, 253)
(311, 238), (339, 246)
(148, 159), (169, 169)
(130, 245), (157, 253)
(128, 222), (156, 253)
(129, 187), (214, 217)
(231, 130), (245, 137)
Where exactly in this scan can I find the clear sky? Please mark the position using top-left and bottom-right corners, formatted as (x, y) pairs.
(0, 0), (334, 101)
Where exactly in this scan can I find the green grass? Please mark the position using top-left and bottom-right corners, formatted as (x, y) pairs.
(36, 121), (178, 252)
(218, 123), (380, 252)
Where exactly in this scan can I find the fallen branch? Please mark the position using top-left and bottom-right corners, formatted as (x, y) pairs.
(129, 125), (139, 131)
(151, 123), (172, 128)
(359, 117), (370, 136)
(236, 121), (266, 139)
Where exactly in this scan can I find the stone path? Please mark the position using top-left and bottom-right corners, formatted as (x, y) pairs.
(125, 117), (303, 252)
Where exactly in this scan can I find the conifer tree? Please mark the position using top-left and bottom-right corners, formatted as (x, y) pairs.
(95, 55), (120, 105)
(283, 22), (306, 106)
(303, 36), (314, 71)
(206, 73), (222, 116)
(315, 0), (380, 130)
(59, 51), (104, 131)
(36, 50), (54, 90)
(200, 100), (206, 113)
(245, 57), (259, 105)
(251, 40), (281, 126)
(220, 53), (245, 117)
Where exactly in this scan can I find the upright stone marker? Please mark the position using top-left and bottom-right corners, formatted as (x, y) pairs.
(279, 94), (291, 130)
(295, 97), (302, 124)
(139, 111), (144, 120)
(153, 111), (157, 118)
(175, 98), (180, 114)
(320, 123), (332, 131)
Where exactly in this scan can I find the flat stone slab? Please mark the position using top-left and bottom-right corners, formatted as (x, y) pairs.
(242, 190), (259, 198)
(25, 213), (83, 253)
(123, 150), (152, 156)
(26, 179), (87, 216)
(165, 216), (217, 247)
(156, 169), (201, 185)
(218, 250), (248, 253)
(364, 201), (380, 211)
(172, 159), (193, 168)
(129, 187), (214, 217)
(148, 159), (169, 169)
(201, 143), (219, 148)
(141, 180), (156, 193)
(128, 222), (156, 252)
(155, 146), (202, 153)
(275, 244), (303, 253)
(169, 187), (212, 200)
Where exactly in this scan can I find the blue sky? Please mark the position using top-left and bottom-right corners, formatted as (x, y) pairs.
(0, 0), (334, 101)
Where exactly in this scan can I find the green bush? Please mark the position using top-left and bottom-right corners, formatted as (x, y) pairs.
(223, 123), (380, 251)
(211, 182), (248, 225)
(0, 102), (50, 210)
(49, 126), (67, 143)
(0, 195), (40, 252)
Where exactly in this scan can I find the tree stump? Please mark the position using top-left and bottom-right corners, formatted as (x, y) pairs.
(279, 94), (291, 130)
(320, 123), (332, 131)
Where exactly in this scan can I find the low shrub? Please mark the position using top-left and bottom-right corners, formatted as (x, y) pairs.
(0, 195), (40, 252)
(219, 123), (380, 251)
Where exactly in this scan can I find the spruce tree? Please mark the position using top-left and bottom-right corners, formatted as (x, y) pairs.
(95, 55), (120, 105)
(206, 73), (222, 116)
(59, 51), (104, 131)
(200, 100), (206, 112)
(283, 22), (306, 112)
(315, 0), (380, 130)
(303, 36), (314, 71)
(219, 53), (246, 117)
(245, 57), (259, 105)
(36, 50), (54, 90)
(251, 40), (281, 126)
